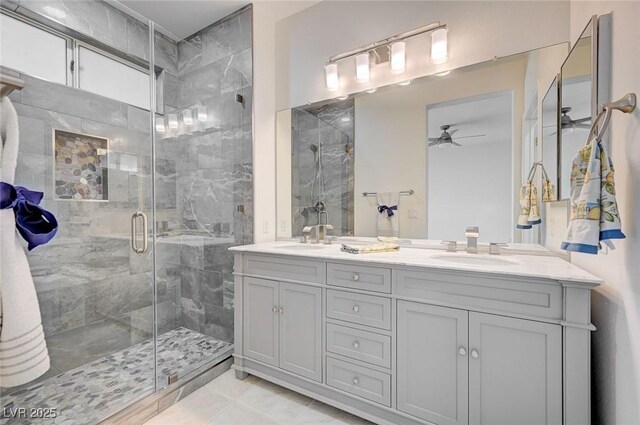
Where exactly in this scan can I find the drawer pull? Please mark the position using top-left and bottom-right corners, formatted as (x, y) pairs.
(352, 376), (359, 385)
(353, 273), (360, 281)
(279, 307), (285, 314)
(272, 306), (278, 313)
(458, 346), (467, 356)
(471, 349), (479, 359)
(352, 340), (360, 349)
(352, 304), (360, 313)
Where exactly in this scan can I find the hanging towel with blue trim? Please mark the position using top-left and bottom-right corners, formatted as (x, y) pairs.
(517, 180), (541, 229)
(561, 136), (625, 254)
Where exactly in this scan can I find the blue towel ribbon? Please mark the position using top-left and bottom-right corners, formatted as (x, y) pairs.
(377, 204), (397, 217)
(1, 182), (58, 250)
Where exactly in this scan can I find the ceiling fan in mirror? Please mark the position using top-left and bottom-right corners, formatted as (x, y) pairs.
(548, 107), (591, 135)
(428, 124), (485, 148)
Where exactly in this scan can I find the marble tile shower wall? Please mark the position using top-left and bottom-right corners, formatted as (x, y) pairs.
(154, 7), (253, 343)
(291, 101), (354, 237)
(8, 74), (177, 378)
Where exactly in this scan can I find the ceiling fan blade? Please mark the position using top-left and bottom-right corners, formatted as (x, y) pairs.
(428, 141), (438, 146)
(573, 117), (591, 124)
(550, 131), (558, 136)
(452, 141), (462, 146)
(448, 129), (459, 136)
(454, 134), (486, 140)
(428, 138), (440, 142)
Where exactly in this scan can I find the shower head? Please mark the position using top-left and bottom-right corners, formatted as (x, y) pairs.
(309, 144), (318, 153)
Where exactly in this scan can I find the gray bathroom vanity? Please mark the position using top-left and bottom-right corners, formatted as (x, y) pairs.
(230, 242), (601, 425)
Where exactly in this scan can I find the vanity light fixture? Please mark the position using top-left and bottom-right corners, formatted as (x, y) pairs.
(336, 95), (349, 100)
(397, 79), (412, 86)
(324, 21), (447, 90)
(325, 63), (339, 91)
(197, 106), (208, 122)
(430, 28), (449, 64)
(365, 88), (377, 93)
(182, 109), (193, 126)
(355, 52), (370, 82)
(167, 113), (178, 129)
(435, 70), (451, 76)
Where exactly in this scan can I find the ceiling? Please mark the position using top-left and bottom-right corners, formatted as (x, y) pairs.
(428, 91), (513, 147)
(120, 1), (251, 39)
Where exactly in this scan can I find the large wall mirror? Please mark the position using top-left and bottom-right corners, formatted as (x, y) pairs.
(277, 43), (570, 246)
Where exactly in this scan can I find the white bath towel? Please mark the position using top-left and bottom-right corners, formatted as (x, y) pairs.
(376, 192), (399, 238)
(0, 97), (50, 387)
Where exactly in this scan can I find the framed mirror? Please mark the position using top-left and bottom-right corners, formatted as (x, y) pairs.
(559, 16), (597, 200)
(541, 75), (559, 200)
(277, 43), (570, 246)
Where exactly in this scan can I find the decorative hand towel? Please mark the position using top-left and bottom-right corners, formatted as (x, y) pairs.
(516, 181), (541, 229)
(376, 192), (399, 237)
(341, 243), (400, 254)
(0, 97), (51, 387)
(561, 136), (625, 254)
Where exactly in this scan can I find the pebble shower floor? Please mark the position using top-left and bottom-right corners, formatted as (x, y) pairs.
(1, 327), (232, 425)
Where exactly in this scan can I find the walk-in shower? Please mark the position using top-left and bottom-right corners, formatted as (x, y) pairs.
(0, 2), (252, 423)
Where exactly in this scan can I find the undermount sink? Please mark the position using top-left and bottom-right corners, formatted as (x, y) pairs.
(431, 253), (517, 266)
(276, 244), (325, 250)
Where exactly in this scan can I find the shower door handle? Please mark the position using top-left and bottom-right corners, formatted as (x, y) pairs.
(131, 211), (149, 254)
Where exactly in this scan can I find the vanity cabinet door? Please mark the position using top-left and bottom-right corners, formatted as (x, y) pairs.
(468, 312), (562, 425)
(279, 282), (322, 382)
(243, 277), (279, 366)
(397, 301), (469, 425)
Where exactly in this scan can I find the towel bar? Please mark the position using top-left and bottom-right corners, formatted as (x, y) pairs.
(363, 190), (414, 197)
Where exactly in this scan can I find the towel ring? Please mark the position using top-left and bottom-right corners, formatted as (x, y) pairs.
(586, 93), (636, 143)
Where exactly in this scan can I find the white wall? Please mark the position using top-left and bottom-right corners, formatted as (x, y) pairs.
(274, 1), (569, 110)
(568, 2), (640, 424)
(252, 1), (318, 242)
(353, 56), (526, 239)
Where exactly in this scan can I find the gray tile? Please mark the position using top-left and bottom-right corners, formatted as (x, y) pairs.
(221, 48), (252, 93)
(126, 15), (150, 61)
(154, 31), (179, 75)
(178, 35), (202, 76)
(179, 62), (222, 106)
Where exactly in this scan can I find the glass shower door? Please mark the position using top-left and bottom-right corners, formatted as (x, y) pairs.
(0, 5), (156, 423)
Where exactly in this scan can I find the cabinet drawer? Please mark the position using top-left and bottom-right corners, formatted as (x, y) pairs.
(394, 269), (563, 320)
(326, 290), (391, 330)
(326, 357), (391, 406)
(326, 323), (391, 368)
(243, 254), (325, 284)
(327, 263), (391, 293)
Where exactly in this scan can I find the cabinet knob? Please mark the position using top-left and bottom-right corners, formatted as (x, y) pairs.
(353, 273), (360, 281)
(279, 307), (284, 314)
(352, 305), (360, 313)
(272, 306), (278, 313)
(458, 346), (467, 356)
(471, 349), (479, 359)
(352, 340), (360, 349)
(352, 377), (359, 385)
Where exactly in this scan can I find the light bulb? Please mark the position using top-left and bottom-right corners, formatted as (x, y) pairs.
(365, 88), (377, 94)
(390, 41), (406, 74)
(355, 52), (370, 82)
(336, 95), (349, 100)
(155, 116), (165, 133)
(397, 80), (412, 86)
(167, 114), (178, 129)
(431, 28), (449, 64)
(197, 106), (207, 122)
(182, 109), (193, 126)
(325, 63), (339, 91)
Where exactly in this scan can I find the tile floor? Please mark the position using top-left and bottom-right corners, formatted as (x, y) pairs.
(144, 369), (374, 425)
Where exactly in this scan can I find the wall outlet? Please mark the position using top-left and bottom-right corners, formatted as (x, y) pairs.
(408, 209), (419, 219)
(263, 220), (269, 233)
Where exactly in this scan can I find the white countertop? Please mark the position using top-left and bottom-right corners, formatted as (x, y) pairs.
(230, 241), (602, 285)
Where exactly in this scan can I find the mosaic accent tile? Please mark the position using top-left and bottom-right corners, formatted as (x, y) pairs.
(53, 130), (109, 201)
(0, 328), (232, 425)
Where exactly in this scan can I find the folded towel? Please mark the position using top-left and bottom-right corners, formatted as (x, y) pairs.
(0, 97), (51, 387)
(376, 192), (399, 237)
(561, 137), (625, 254)
(516, 181), (541, 229)
(341, 243), (400, 254)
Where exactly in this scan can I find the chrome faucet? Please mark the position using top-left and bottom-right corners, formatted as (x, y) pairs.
(465, 226), (479, 253)
(300, 211), (334, 244)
